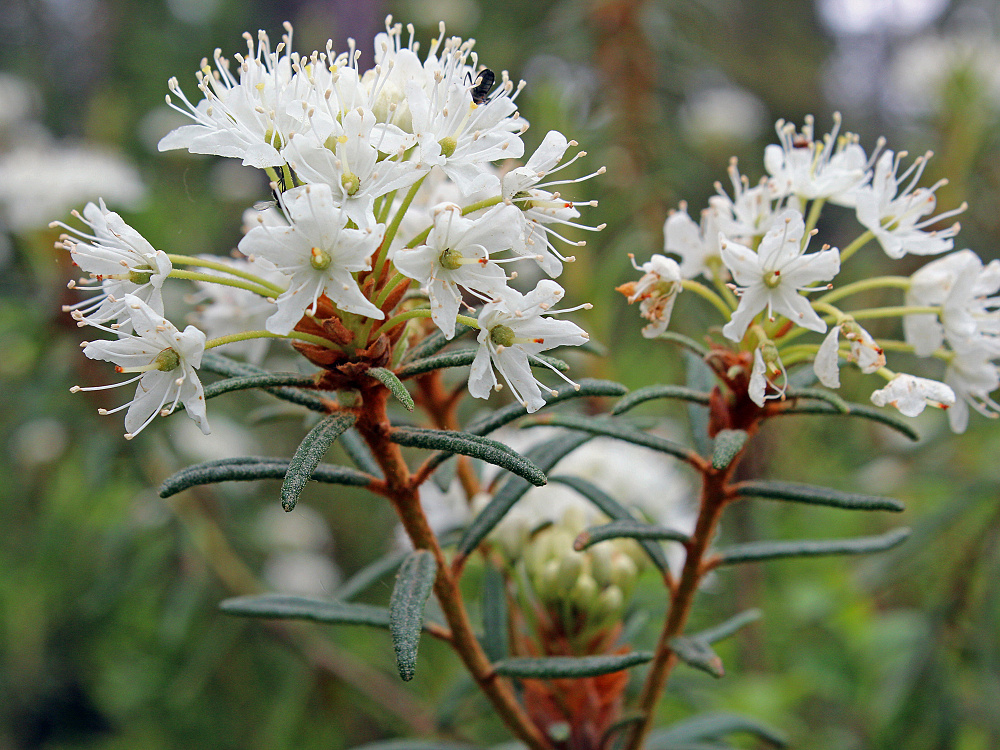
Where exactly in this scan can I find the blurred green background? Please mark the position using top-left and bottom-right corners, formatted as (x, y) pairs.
(2, 0), (1000, 747)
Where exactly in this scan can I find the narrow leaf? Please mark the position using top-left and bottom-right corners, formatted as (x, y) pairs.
(649, 712), (788, 748)
(493, 652), (654, 679)
(715, 527), (911, 566)
(338, 428), (383, 478)
(600, 715), (646, 750)
(456, 433), (593, 558)
(613, 385), (711, 415)
(202, 372), (319, 400)
(391, 426), (546, 487)
(335, 551), (409, 601)
(523, 414), (697, 465)
(575, 518), (690, 550)
(200, 353), (330, 412)
(401, 323), (473, 363)
(389, 550), (438, 681)
(220, 594), (392, 628)
(690, 609), (762, 645)
(734, 480), (904, 512)
(417, 379), (626, 483)
(527, 352), (571, 373)
(396, 349), (478, 379)
(785, 387), (849, 413)
(711, 429), (748, 470)
(684, 351), (715, 458)
(775, 401), (920, 441)
(158, 456), (371, 498)
(481, 566), (509, 663)
(670, 636), (724, 678)
(549, 475), (669, 574)
(368, 367), (415, 411)
(282, 413), (358, 511)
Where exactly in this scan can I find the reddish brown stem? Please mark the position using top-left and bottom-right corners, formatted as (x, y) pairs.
(355, 384), (553, 750)
(624, 459), (740, 750)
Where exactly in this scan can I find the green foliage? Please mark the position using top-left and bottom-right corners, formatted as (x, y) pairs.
(158, 456), (372, 498)
(220, 595), (394, 629)
(714, 528), (911, 566)
(574, 518), (690, 549)
(281, 413), (359, 511)
(492, 652), (654, 679)
(368, 367), (416, 411)
(733, 480), (904, 512)
(389, 426), (546, 487)
(710, 430), (748, 470)
(389, 551), (438, 682)
(524, 413), (696, 464)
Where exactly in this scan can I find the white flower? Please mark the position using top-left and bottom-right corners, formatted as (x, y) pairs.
(748, 344), (787, 407)
(814, 321), (886, 388)
(469, 280), (589, 412)
(158, 25), (310, 168)
(870, 373), (955, 417)
(904, 249), (1000, 356)
(622, 254), (683, 339)
(406, 69), (526, 194)
(764, 114), (871, 205)
(284, 107), (425, 230)
(501, 130), (605, 277)
(55, 200), (171, 329)
(708, 158), (778, 246)
(188, 255), (284, 363)
(721, 209), (840, 342)
(393, 202), (521, 339)
(944, 341), (1000, 433)
(74, 295), (209, 438)
(238, 183), (385, 334)
(855, 150), (963, 259)
(663, 202), (724, 281)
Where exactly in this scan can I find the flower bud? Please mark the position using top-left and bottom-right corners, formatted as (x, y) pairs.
(569, 573), (599, 609)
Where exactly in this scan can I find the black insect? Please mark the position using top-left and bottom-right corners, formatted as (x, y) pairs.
(469, 68), (496, 105)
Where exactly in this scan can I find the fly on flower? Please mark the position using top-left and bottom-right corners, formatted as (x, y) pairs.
(469, 68), (496, 105)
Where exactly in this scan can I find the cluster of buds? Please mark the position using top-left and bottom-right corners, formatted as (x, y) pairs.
(622, 114), (998, 432)
(55, 17), (604, 437)
(515, 504), (644, 649)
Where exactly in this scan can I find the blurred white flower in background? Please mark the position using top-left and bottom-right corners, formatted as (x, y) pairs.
(679, 85), (768, 147)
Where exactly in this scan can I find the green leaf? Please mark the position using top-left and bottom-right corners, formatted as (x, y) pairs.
(202, 372), (319, 400)
(600, 715), (646, 750)
(158, 456), (371, 498)
(493, 652), (654, 679)
(784, 387), (850, 413)
(669, 636), (724, 678)
(390, 426), (546, 487)
(648, 712), (788, 748)
(714, 527), (911, 566)
(389, 550), (438, 681)
(401, 323), (473, 363)
(684, 351), (715, 458)
(338, 428), (383, 479)
(396, 349), (478, 378)
(398, 349), (569, 379)
(220, 594), (392, 628)
(549, 475), (669, 574)
(775, 401), (920, 441)
(733, 480), (904, 512)
(456, 433), (593, 558)
(200, 353), (330, 412)
(282, 413), (358, 511)
(523, 414), (697, 465)
(574, 518), (690, 550)
(690, 609), (762, 645)
(612, 385), (711, 415)
(335, 551), (409, 601)
(368, 367), (415, 411)
(711, 429), (748, 470)
(481, 566), (508, 663)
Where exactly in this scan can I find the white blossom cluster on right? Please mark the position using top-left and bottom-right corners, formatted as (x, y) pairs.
(624, 114), (998, 432)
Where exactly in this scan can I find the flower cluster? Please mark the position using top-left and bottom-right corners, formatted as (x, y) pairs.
(622, 113), (998, 432)
(57, 18), (602, 437)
